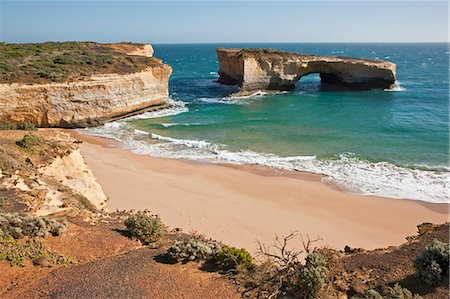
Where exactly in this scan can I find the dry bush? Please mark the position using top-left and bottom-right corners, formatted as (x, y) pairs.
(236, 232), (331, 299)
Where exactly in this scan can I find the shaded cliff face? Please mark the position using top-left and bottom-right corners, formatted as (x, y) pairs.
(0, 43), (171, 128)
(217, 48), (396, 93)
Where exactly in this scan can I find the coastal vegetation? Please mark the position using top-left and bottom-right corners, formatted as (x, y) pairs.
(229, 234), (332, 298)
(0, 130), (447, 298)
(124, 211), (166, 244)
(167, 236), (222, 263)
(0, 235), (69, 267)
(0, 122), (36, 131)
(15, 133), (42, 149)
(414, 239), (449, 285)
(0, 212), (66, 238)
(123, 214), (447, 298)
(361, 284), (423, 299)
(0, 212), (69, 266)
(216, 246), (253, 271)
(0, 42), (159, 84)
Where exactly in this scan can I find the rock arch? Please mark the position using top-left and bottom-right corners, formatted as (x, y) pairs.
(217, 48), (396, 94)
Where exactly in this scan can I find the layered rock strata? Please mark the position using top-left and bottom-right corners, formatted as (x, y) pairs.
(217, 48), (396, 93)
(0, 44), (171, 128)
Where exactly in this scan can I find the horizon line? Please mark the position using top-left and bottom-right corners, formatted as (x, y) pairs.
(2, 40), (449, 45)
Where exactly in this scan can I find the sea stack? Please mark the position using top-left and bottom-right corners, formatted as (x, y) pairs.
(217, 48), (396, 94)
(0, 42), (172, 128)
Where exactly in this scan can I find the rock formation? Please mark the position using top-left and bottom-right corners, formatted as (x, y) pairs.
(217, 48), (396, 93)
(0, 44), (171, 128)
(0, 130), (107, 215)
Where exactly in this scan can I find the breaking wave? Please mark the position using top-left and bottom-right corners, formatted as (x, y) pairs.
(386, 81), (406, 92)
(83, 120), (449, 203)
(195, 90), (274, 105)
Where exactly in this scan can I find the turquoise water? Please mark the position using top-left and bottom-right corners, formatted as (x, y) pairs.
(86, 43), (449, 202)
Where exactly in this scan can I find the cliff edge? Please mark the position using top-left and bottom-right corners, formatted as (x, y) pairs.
(0, 42), (171, 128)
(217, 48), (396, 93)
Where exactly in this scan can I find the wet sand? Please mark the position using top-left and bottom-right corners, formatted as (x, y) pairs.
(73, 131), (449, 253)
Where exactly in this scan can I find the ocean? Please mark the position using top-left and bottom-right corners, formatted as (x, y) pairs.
(84, 43), (449, 203)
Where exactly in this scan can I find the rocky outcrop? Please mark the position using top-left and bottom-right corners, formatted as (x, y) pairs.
(217, 48), (396, 93)
(0, 44), (171, 128)
(0, 130), (107, 215)
(39, 148), (107, 214)
(126, 44), (154, 57)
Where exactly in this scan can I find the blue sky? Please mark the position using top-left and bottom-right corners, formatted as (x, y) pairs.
(1, 1), (448, 43)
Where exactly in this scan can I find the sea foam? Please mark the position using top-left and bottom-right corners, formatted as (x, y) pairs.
(195, 91), (268, 105)
(83, 118), (449, 203)
(386, 81), (406, 92)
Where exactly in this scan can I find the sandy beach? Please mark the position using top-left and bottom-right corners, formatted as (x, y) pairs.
(73, 131), (449, 254)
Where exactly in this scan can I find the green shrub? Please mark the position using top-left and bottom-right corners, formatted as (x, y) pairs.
(0, 122), (36, 130)
(217, 246), (253, 271)
(124, 211), (165, 244)
(383, 283), (422, 299)
(414, 239), (449, 285)
(362, 284), (422, 299)
(296, 252), (329, 298)
(362, 289), (383, 299)
(0, 212), (66, 239)
(167, 237), (222, 263)
(16, 133), (42, 149)
(0, 235), (70, 266)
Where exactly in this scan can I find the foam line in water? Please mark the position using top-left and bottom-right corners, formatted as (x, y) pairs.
(125, 99), (189, 120)
(82, 123), (450, 204)
(195, 91), (270, 105)
(196, 97), (251, 105)
(161, 122), (204, 127)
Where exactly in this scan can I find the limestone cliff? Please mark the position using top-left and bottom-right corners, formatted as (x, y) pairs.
(217, 48), (396, 93)
(39, 148), (107, 215)
(0, 43), (171, 128)
(0, 130), (106, 215)
(126, 44), (154, 57)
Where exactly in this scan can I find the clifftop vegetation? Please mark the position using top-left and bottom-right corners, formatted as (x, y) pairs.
(0, 42), (160, 84)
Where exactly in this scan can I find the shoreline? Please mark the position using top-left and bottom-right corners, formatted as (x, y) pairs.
(70, 130), (449, 253)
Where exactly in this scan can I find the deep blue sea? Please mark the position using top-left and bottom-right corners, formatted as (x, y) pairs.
(85, 43), (449, 203)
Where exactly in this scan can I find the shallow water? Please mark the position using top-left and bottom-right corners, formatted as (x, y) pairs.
(84, 43), (450, 203)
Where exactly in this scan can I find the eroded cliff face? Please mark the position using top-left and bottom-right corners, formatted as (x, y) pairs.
(0, 44), (171, 128)
(217, 48), (396, 93)
(126, 44), (154, 57)
(0, 130), (106, 215)
(39, 148), (107, 215)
